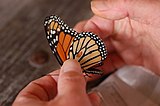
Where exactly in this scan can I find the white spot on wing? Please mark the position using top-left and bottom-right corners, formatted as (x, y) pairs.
(56, 35), (58, 41)
(47, 36), (50, 39)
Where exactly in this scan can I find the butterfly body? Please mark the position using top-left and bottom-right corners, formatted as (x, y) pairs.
(44, 15), (107, 75)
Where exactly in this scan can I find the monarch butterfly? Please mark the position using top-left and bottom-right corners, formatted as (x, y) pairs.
(44, 15), (107, 75)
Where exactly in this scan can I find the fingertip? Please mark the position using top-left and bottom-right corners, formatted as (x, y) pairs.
(91, 0), (107, 11)
(61, 59), (82, 73)
(91, 0), (128, 20)
(57, 59), (86, 96)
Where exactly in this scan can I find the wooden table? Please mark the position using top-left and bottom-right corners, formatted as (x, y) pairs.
(0, 0), (92, 105)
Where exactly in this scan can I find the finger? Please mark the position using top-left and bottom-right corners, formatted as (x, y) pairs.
(91, 0), (160, 21)
(88, 92), (101, 106)
(75, 16), (114, 40)
(74, 20), (88, 32)
(49, 69), (60, 82)
(91, 0), (128, 20)
(57, 59), (87, 97)
(13, 72), (58, 105)
(84, 16), (114, 39)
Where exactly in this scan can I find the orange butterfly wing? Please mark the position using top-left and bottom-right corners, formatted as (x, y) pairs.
(44, 15), (76, 65)
(68, 32), (107, 73)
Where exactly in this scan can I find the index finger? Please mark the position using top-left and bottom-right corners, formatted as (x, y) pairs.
(13, 71), (58, 106)
(74, 15), (113, 40)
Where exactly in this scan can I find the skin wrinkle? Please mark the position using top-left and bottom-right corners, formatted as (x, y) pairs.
(141, 31), (160, 74)
(33, 75), (58, 100)
(137, 23), (150, 67)
(23, 91), (42, 101)
(59, 72), (85, 84)
(112, 18), (132, 41)
(147, 28), (160, 50)
(108, 17), (146, 66)
(134, 19), (160, 61)
(130, 20), (160, 72)
(127, 0), (160, 27)
(58, 72), (86, 94)
(32, 82), (50, 101)
(128, 20), (144, 65)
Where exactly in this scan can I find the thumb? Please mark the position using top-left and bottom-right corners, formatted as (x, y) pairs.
(57, 59), (86, 96)
(91, 0), (128, 20)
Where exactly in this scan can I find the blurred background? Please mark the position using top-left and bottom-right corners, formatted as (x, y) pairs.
(0, 0), (92, 105)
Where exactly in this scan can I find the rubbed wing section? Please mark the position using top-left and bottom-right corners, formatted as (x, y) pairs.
(44, 15), (77, 65)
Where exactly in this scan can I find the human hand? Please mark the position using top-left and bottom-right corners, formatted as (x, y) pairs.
(75, 0), (160, 77)
(13, 60), (101, 106)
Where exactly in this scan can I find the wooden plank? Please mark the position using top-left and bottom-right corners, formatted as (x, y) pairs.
(0, 0), (91, 105)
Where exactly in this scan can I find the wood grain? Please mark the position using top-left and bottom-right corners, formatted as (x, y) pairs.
(0, 0), (92, 105)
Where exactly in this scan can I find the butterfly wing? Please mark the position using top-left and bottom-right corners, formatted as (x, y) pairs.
(44, 15), (77, 65)
(68, 32), (107, 71)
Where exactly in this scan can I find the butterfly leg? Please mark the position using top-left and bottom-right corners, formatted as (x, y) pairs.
(83, 70), (92, 78)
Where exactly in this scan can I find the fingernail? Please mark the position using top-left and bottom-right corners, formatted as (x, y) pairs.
(91, 1), (108, 11)
(61, 59), (82, 73)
